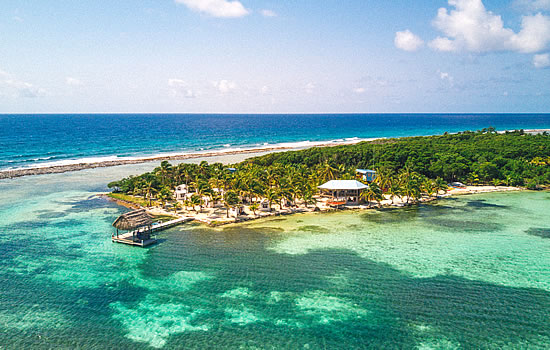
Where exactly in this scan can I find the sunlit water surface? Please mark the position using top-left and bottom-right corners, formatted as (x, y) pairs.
(1, 164), (549, 349)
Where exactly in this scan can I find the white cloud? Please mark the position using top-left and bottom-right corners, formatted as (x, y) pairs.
(439, 71), (455, 86)
(353, 87), (366, 94)
(429, 0), (550, 53)
(304, 82), (315, 94)
(259, 85), (270, 94)
(65, 77), (82, 86)
(168, 79), (197, 98)
(168, 78), (186, 86)
(0, 69), (45, 98)
(175, 0), (249, 18)
(515, 0), (550, 11)
(261, 9), (277, 17)
(534, 53), (550, 67)
(394, 30), (425, 51)
(213, 80), (237, 93)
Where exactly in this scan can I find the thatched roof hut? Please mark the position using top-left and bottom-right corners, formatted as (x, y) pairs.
(112, 209), (153, 231)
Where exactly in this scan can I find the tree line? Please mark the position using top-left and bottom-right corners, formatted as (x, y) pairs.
(108, 129), (550, 214)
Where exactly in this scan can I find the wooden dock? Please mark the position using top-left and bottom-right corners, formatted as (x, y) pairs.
(112, 217), (193, 247)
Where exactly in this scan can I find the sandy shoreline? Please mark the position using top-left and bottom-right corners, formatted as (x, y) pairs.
(2, 128), (548, 180)
(0, 140), (367, 180)
(101, 185), (523, 228)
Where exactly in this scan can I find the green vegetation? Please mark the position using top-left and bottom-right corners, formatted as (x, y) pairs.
(108, 130), (550, 211)
(247, 129), (550, 187)
(106, 192), (154, 207)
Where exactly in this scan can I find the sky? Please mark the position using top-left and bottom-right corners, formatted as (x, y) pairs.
(0, 0), (549, 113)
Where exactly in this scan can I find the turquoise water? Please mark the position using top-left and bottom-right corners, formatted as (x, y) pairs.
(2, 113), (550, 170)
(1, 164), (550, 348)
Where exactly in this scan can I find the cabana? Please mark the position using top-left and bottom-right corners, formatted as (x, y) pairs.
(318, 180), (368, 205)
(112, 209), (156, 247)
(356, 169), (376, 182)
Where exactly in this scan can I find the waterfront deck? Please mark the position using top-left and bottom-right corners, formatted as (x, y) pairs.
(112, 217), (193, 247)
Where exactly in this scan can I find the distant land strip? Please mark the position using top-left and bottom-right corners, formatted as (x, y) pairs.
(1, 129), (548, 180)
(0, 141), (364, 180)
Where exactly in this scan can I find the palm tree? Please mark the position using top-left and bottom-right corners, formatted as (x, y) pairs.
(265, 189), (278, 212)
(249, 202), (259, 216)
(197, 160), (210, 180)
(374, 168), (392, 191)
(433, 177), (448, 196)
(154, 161), (173, 187)
(190, 194), (202, 213)
(386, 177), (402, 204)
(172, 201), (181, 214)
(422, 178), (436, 198)
(302, 190), (317, 208)
(157, 187), (172, 209)
(399, 168), (421, 204)
(361, 183), (383, 207)
(223, 190), (239, 218)
(143, 180), (156, 207)
(317, 161), (338, 183)
(183, 198), (192, 212)
(210, 191), (222, 208)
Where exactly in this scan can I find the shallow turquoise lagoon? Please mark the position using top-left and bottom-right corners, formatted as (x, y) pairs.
(1, 167), (549, 349)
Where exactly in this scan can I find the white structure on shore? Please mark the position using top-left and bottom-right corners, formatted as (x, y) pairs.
(174, 184), (224, 208)
(318, 180), (368, 205)
(174, 184), (192, 201)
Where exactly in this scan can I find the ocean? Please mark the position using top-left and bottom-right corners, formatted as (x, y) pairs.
(1, 114), (550, 348)
(1, 113), (550, 170)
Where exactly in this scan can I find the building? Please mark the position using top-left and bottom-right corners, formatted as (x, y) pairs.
(318, 180), (369, 205)
(112, 209), (157, 247)
(356, 169), (376, 182)
(174, 184), (193, 201)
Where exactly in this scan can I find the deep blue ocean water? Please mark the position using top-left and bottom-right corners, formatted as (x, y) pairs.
(1, 113), (550, 170)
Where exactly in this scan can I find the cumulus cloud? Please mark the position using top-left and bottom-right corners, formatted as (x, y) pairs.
(533, 53), (550, 67)
(394, 30), (424, 51)
(168, 78), (197, 98)
(175, 0), (249, 18)
(261, 9), (277, 17)
(429, 0), (550, 53)
(0, 69), (45, 98)
(213, 80), (237, 93)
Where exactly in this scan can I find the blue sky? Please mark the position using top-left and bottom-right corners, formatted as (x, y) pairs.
(0, 0), (549, 113)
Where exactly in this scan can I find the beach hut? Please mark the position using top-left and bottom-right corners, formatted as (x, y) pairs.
(356, 169), (376, 182)
(318, 180), (368, 205)
(112, 209), (156, 246)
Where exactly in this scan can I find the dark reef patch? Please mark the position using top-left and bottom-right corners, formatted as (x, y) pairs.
(64, 196), (120, 213)
(526, 227), (550, 238)
(36, 211), (66, 219)
(425, 218), (503, 232)
(466, 199), (509, 209)
(296, 225), (330, 233)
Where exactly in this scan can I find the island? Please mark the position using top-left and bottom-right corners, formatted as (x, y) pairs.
(105, 129), (550, 232)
